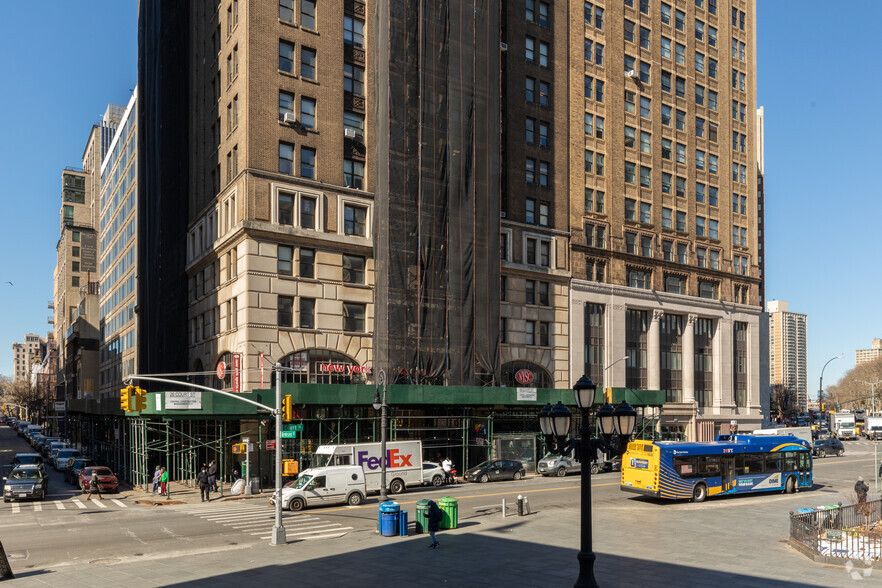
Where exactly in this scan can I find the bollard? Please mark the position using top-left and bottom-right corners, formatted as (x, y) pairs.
(524, 496), (530, 515)
(502, 498), (506, 518)
(517, 494), (524, 516)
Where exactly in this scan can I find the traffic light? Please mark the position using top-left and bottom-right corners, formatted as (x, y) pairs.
(133, 387), (147, 411)
(282, 395), (293, 422)
(120, 386), (134, 411)
(232, 443), (247, 454)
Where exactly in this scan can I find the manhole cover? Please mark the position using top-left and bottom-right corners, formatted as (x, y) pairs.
(90, 558), (121, 565)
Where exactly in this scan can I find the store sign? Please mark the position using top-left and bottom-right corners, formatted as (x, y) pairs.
(517, 388), (537, 402)
(515, 369), (534, 385)
(319, 363), (372, 375)
(216, 361), (226, 380)
(232, 353), (241, 393)
(166, 391), (202, 410)
(54, 402), (65, 413)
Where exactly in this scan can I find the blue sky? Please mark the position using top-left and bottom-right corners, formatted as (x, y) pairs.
(0, 2), (875, 399)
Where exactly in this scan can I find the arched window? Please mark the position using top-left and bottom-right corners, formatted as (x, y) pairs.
(193, 359), (206, 389)
(501, 361), (552, 388)
(274, 349), (366, 385)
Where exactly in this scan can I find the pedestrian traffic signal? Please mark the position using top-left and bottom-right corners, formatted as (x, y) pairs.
(282, 395), (293, 422)
(120, 386), (135, 411)
(133, 387), (147, 411)
(232, 443), (247, 454)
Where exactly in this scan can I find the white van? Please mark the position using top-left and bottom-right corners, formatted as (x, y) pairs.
(270, 465), (366, 511)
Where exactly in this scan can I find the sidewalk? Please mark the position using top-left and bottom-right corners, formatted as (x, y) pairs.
(125, 480), (269, 505)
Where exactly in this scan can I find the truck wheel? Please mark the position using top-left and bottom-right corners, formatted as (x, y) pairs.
(288, 497), (305, 511)
(556, 467), (567, 477)
(431, 475), (443, 487)
(389, 479), (405, 494)
(347, 492), (363, 506)
(692, 483), (708, 503)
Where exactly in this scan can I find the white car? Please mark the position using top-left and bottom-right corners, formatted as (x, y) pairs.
(422, 462), (445, 486)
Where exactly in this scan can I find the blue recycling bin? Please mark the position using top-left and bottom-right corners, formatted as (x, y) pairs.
(398, 510), (409, 536)
(379, 501), (400, 537)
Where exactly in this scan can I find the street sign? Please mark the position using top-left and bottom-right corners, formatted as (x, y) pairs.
(283, 423), (303, 432)
(266, 440), (277, 450)
(281, 431), (298, 439)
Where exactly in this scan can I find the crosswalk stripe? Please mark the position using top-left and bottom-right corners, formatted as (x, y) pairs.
(11, 504), (19, 514)
(55, 501), (65, 510)
(251, 523), (343, 535)
(93, 500), (107, 508)
(301, 532), (350, 540)
(72, 499), (86, 509)
(289, 527), (352, 537)
(33, 503), (41, 512)
(205, 513), (274, 522)
(110, 499), (127, 508)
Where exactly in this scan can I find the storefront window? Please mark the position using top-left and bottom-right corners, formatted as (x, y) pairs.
(277, 350), (365, 385)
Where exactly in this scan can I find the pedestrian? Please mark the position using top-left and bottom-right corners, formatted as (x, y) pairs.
(855, 476), (869, 505)
(152, 466), (162, 494)
(442, 456), (453, 484)
(160, 466), (168, 495)
(196, 467), (210, 502)
(427, 499), (443, 548)
(85, 470), (102, 501)
(208, 460), (218, 492)
(878, 460), (882, 480)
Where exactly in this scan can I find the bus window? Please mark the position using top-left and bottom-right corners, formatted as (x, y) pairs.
(783, 452), (798, 472)
(764, 454), (783, 473)
(797, 452), (810, 472)
(697, 456), (720, 476)
(743, 453), (763, 474)
(734, 455), (746, 476)
(673, 456), (698, 478)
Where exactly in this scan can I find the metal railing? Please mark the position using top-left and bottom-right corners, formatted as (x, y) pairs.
(790, 500), (882, 563)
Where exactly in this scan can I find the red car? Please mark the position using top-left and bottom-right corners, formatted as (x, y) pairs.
(78, 467), (119, 493)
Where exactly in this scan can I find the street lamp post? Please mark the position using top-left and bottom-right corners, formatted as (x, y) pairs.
(819, 353), (844, 411)
(538, 376), (637, 588)
(603, 355), (630, 392)
(372, 369), (388, 503)
(856, 380), (882, 416)
(270, 362), (286, 545)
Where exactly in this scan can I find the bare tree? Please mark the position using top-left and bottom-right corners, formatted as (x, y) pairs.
(771, 384), (796, 421)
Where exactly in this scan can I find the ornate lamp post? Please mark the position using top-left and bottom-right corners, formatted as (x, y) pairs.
(539, 375), (637, 588)
(372, 369), (388, 503)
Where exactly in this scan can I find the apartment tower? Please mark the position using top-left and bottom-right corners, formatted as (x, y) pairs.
(767, 300), (807, 411)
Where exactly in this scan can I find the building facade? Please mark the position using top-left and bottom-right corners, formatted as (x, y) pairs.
(767, 300), (807, 410)
(855, 339), (882, 367)
(11, 334), (42, 382)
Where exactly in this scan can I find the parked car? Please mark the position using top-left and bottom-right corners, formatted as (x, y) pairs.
(464, 459), (526, 483)
(38, 437), (62, 456)
(812, 437), (844, 458)
(78, 467), (119, 493)
(42, 439), (66, 458)
(537, 453), (582, 477)
(47, 442), (70, 464)
(422, 462), (445, 486)
(15, 421), (30, 437)
(30, 433), (45, 449)
(601, 456), (623, 473)
(53, 449), (82, 471)
(3, 465), (49, 502)
(11, 453), (46, 472)
(65, 458), (94, 485)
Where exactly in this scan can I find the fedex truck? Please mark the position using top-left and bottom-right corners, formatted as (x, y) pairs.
(310, 441), (422, 494)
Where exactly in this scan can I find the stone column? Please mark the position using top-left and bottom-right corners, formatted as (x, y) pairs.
(570, 299), (585, 384)
(683, 314), (696, 403)
(648, 310), (663, 391)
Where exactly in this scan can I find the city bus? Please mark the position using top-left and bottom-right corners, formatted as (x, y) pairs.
(620, 435), (812, 502)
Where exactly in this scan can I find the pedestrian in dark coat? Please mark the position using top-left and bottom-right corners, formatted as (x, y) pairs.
(856, 476), (869, 504)
(85, 470), (102, 501)
(152, 466), (162, 494)
(196, 468), (210, 502)
(208, 460), (218, 492)
(427, 500), (442, 548)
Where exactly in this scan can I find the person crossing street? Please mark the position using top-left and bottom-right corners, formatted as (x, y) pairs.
(85, 470), (102, 501)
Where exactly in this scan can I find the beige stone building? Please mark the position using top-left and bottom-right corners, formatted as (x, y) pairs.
(855, 339), (882, 367)
(11, 334), (42, 382)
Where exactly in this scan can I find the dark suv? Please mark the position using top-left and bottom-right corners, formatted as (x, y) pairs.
(812, 438), (844, 458)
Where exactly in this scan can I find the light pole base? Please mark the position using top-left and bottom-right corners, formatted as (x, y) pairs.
(574, 550), (599, 588)
(270, 525), (287, 545)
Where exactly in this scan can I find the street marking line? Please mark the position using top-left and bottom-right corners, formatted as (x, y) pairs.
(110, 499), (127, 508)
(204, 513), (274, 522)
(250, 525), (345, 536)
(289, 526), (352, 536)
(11, 504), (19, 514)
(72, 499), (86, 509)
(93, 500), (107, 509)
(301, 532), (349, 540)
(55, 501), (65, 510)
(33, 503), (41, 512)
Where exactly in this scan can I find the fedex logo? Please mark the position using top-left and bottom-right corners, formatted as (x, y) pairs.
(357, 449), (413, 470)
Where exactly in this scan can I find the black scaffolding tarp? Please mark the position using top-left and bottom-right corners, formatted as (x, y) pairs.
(375, 1), (501, 386)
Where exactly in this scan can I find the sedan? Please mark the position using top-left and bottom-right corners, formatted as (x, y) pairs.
(422, 462), (445, 486)
(65, 458), (94, 485)
(3, 465), (49, 502)
(812, 438), (844, 458)
(464, 459), (525, 483)
(78, 467), (119, 493)
(537, 453), (581, 477)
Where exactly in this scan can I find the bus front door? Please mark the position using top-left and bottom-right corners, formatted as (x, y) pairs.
(721, 456), (736, 493)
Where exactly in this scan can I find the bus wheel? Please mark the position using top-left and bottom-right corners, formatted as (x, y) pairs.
(784, 476), (796, 494)
(692, 483), (707, 503)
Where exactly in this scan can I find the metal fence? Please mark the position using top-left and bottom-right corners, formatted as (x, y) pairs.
(790, 500), (882, 564)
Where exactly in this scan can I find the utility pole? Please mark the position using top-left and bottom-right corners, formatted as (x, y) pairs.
(271, 362), (286, 545)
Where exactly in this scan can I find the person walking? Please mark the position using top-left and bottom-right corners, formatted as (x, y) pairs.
(427, 499), (443, 548)
(85, 470), (102, 501)
(855, 476), (869, 505)
(196, 467), (210, 502)
(442, 457), (453, 484)
(160, 466), (168, 496)
(208, 460), (218, 492)
(152, 466), (162, 494)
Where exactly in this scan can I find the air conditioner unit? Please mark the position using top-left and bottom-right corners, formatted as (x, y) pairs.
(500, 42), (508, 52)
(501, 211), (507, 218)
(625, 69), (636, 78)
(344, 128), (358, 138)
(283, 112), (297, 124)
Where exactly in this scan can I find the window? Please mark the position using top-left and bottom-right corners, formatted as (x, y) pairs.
(624, 90), (636, 113)
(696, 216), (706, 237)
(278, 296), (294, 327)
(595, 6), (603, 29)
(526, 158), (536, 183)
(279, 193), (294, 225)
(625, 162), (636, 185)
(624, 19), (636, 42)
(300, 147), (315, 178)
(676, 211), (686, 232)
(676, 176), (686, 198)
(526, 37), (535, 62)
(539, 41), (549, 67)
(300, 97), (316, 128)
(696, 116), (705, 138)
(629, 269), (650, 289)
(708, 154), (718, 175)
(344, 17), (365, 48)
(584, 114), (593, 136)
(597, 152), (606, 176)
(675, 9), (685, 31)
(279, 40), (294, 73)
(696, 182), (705, 203)
(301, 0), (316, 29)
(695, 20), (704, 41)
(279, 142), (294, 174)
(639, 27), (651, 50)
(625, 198), (636, 221)
(695, 84), (705, 106)
(709, 219), (718, 240)
(662, 239), (673, 260)
(676, 142), (685, 164)
(740, 42), (746, 61)
(526, 199), (536, 224)
(710, 249), (720, 269)
(708, 90), (718, 111)
(526, 280), (536, 305)
(300, 248), (315, 278)
(640, 96), (651, 119)
(279, 91), (295, 120)
(300, 298), (315, 329)
(675, 42), (685, 65)
(640, 201), (651, 223)
(640, 61), (650, 84)
(662, 105), (672, 126)
(709, 186), (718, 206)
(584, 151), (593, 173)
(625, 232), (638, 254)
(640, 131), (651, 154)
(343, 255), (365, 284)
(677, 243), (687, 264)
(539, 121), (549, 146)
(343, 63), (364, 96)
(584, 75), (593, 99)
(661, 3), (671, 24)
(585, 223), (606, 248)
(595, 43), (604, 66)
(595, 80), (604, 103)
(662, 138), (672, 160)
(526, 321), (536, 346)
(539, 281), (550, 306)
(624, 126), (635, 148)
(661, 71), (672, 93)
(300, 196), (316, 229)
(539, 2), (549, 27)
(661, 37), (671, 59)
(539, 82), (550, 106)
(72, 261), (80, 272)
(278, 245), (293, 275)
(344, 204), (367, 236)
(665, 275), (686, 295)
(279, 0), (294, 22)
(708, 0), (717, 15)
(675, 76), (685, 98)
(526, 77), (535, 102)
(343, 303), (366, 332)
(344, 159), (364, 189)
(526, 0), (535, 21)
(539, 162), (549, 187)
(699, 281), (717, 300)
(662, 172), (672, 194)
(344, 110), (364, 138)
(696, 149), (705, 170)
(301, 47), (316, 80)
(640, 166), (651, 189)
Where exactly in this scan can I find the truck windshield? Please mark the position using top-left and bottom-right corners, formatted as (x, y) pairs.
(292, 474), (313, 489)
(312, 454), (333, 468)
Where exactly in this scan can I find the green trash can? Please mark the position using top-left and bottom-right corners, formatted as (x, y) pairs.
(438, 496), (458, 529)
(415, 499), (430, 534)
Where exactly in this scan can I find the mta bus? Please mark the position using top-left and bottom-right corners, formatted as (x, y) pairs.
(620, 435), (812, 502)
